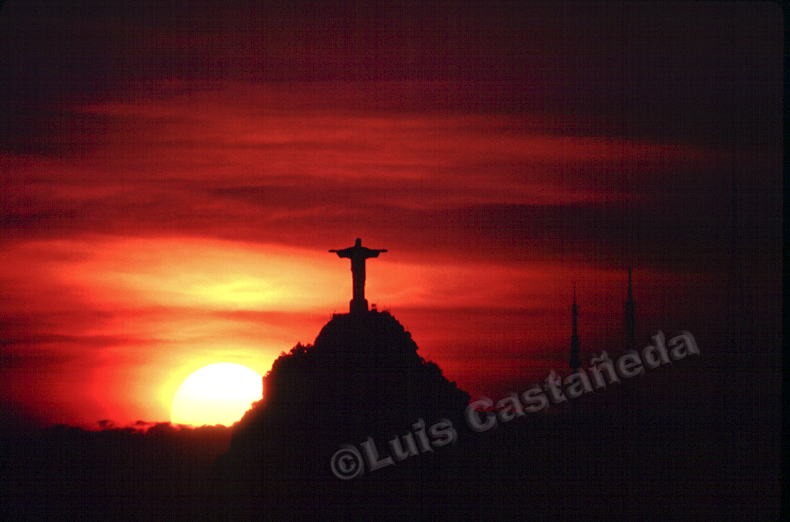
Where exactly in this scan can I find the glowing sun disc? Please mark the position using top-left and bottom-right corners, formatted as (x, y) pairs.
(170, 363), (262, 427)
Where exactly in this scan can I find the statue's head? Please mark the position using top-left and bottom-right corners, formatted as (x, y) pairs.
(355, 238), (362, 246)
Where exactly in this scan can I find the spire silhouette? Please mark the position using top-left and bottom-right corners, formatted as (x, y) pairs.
(727, 169), (745, 357)
(624, 266), (636, 353)
(329, 238), (387, 314)
(569, 283), (580, 373)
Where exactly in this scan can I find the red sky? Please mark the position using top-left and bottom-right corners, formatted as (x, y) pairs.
(0, 1), (782, 427)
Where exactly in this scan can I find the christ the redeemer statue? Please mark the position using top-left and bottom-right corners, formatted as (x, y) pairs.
(330, 238), (387, 314)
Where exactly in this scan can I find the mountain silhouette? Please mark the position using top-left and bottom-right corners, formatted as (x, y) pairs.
(1, 309), (775, 521)
(211, 308), (769, 522)
(213, 309), (472, 521)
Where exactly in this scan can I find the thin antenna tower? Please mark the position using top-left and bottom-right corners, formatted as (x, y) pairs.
(624, 266), (636, 353)
(569, 283), (580, 373)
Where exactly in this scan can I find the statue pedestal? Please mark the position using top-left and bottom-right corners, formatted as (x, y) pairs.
(350, 298), (368, 315)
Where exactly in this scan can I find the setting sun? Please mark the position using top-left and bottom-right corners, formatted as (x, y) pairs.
(170, 363), (262, 427)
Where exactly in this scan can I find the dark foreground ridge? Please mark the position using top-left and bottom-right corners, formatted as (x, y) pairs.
(212, 310), (778, 522)
(214, 309), (472, 521)
(233, 309), (470, 443)
(269, 310), (469, 424)
(1, 309), (777, 521)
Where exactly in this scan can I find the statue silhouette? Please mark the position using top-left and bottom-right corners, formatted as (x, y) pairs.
(330, 238), (387, 314)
